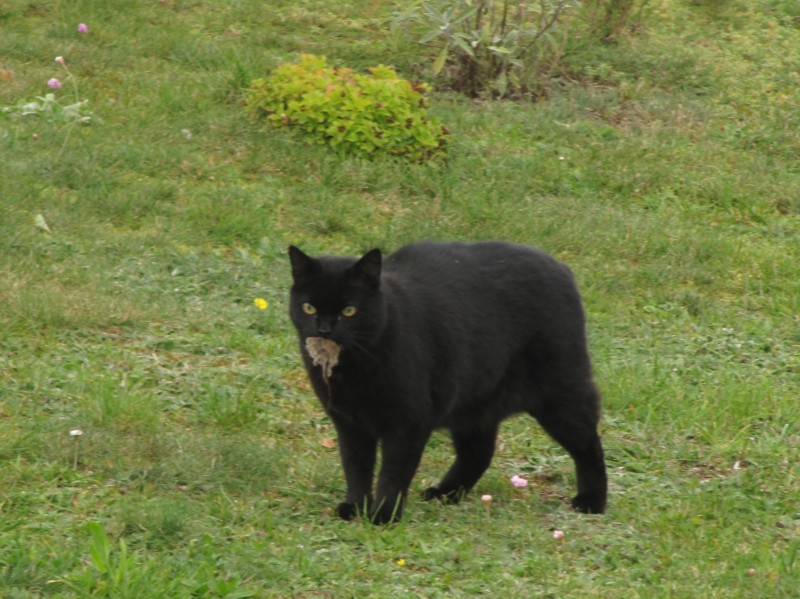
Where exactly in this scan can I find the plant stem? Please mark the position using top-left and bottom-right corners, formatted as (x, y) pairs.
(61, 63), (81, 105)
(55, 60), (81, 163)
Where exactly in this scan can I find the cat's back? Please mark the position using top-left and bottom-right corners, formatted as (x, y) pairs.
(384, 240), (573, 295)
(379, 241), (590, 410)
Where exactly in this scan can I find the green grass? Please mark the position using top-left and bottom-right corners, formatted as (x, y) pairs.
(1, 0), (799, 596)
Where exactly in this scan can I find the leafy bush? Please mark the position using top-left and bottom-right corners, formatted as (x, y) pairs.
(245, 54), (449, 161)
(392, 0), (578, 98)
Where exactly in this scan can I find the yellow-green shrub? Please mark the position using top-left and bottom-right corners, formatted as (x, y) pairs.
(245, 54), (448, 161)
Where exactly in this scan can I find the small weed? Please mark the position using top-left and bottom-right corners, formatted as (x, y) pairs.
(1, 54), (98, 164)
(1, 92), (95, 125)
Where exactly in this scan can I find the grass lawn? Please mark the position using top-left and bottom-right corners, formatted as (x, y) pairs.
(1, 0), (798, 596)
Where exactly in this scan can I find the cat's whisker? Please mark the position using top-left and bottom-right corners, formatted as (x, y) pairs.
(342, 335), (381, 366)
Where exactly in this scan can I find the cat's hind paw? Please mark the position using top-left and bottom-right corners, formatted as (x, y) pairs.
(422, 486), (444, 501)
(422, 486), (465, 504)
(571, 494), (606, 514)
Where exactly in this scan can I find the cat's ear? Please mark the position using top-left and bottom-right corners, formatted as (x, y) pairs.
(288, 245), (320, 281)
(349, 249), (382, 290)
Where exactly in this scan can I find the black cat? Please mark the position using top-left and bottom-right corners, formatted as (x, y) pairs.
(288, 241), (607, 524)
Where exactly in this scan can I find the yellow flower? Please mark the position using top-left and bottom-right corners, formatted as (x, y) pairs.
(253, 297), (268, 310)
(396, 559), (406, 567)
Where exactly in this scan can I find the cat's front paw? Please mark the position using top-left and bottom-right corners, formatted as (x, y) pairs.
(336, 498), (374, 521)
(369, 503), (402, 525)
(335, 502), (359, 521)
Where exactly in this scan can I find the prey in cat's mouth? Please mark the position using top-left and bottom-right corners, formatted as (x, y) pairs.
(305, 336), (341, 381)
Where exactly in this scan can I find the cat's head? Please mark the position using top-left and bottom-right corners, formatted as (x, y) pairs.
(288, 246), (386, 352)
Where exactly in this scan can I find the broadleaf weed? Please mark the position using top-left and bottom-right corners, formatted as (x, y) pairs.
(1, 56), (98, 163)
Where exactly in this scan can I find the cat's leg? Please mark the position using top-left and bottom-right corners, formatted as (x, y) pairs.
(422, 424), (499, 504)
(529, 383), (607, 514)
(333, 418), (377, 520)
(371, 428), (431, 524)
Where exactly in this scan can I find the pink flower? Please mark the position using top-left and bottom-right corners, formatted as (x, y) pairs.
(480, 494), (493, 505)
(553, 530), (565, 540)
(55, 56), (65, 64)
(78, 23), (89, 33)
(510, 475), (528, 488)
(47, 78), (62, 89)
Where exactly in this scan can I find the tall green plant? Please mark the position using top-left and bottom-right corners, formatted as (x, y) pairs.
(392, 0), (578, 98)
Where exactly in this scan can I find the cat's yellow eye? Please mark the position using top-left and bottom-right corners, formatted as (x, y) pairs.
(341, 306), (358, 317)
(302, 302), (317, 315)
